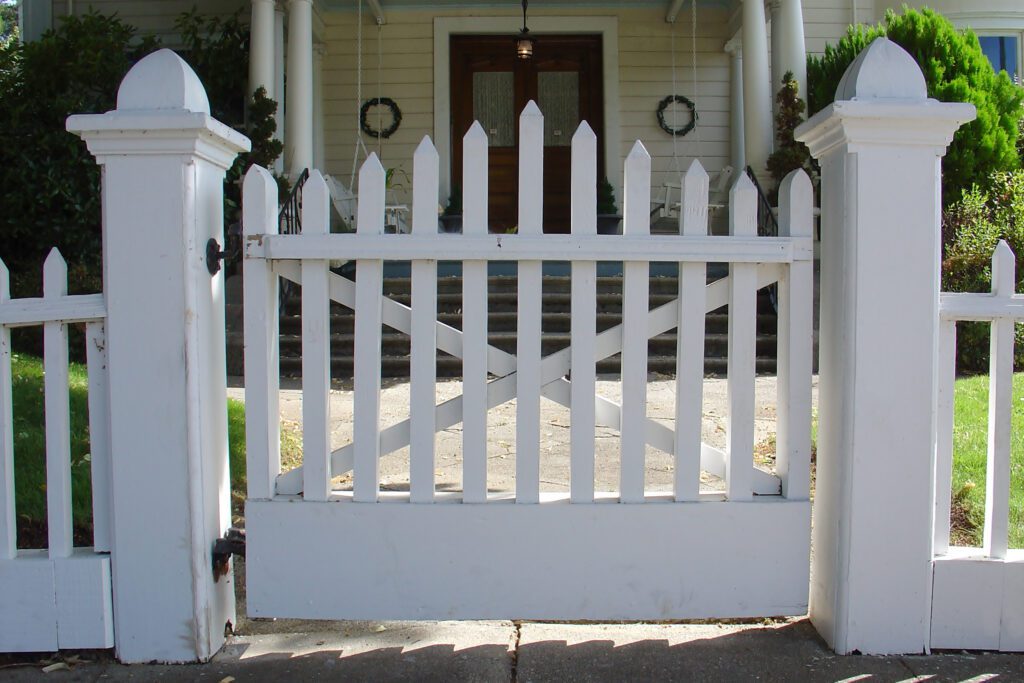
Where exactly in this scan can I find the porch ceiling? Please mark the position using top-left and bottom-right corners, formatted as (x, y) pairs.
(320, 1), (734, 17)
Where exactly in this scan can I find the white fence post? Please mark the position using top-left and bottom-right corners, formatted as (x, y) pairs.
(795, 38), (975, 655)
(67, 49), (250, 663)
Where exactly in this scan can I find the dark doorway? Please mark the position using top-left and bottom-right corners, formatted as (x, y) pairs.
(450, 34), (604, 233)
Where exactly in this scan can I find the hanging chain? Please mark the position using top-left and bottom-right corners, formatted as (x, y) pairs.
(377, 23), (383, 157)
(691, 0), (702, 160)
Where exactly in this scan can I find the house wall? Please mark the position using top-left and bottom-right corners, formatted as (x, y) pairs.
(321, 5), (733, 211)
(50, 0), (247, 41)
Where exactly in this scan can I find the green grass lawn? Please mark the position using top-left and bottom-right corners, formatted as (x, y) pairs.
(948, 373), (1024, 548)
(6, 354), (1022, 549)
(9, 354), (248, 547)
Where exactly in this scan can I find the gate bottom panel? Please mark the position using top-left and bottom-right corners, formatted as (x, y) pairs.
(246, 498), (810, 621)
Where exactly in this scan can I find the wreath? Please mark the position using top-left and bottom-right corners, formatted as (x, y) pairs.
(359, 97), (402, 139)
(656, 95), (698, 137)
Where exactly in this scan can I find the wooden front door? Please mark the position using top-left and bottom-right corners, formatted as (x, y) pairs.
(451, 35), (604, 233)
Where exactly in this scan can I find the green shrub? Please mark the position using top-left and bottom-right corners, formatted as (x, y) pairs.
(942, 170), (1024, 371)
(0, 11), (159, 298)
(807, 8), (1024, 206)
(766, 71), (813, 194)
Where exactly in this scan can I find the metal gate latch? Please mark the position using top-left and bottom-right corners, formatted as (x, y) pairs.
(212, 527), (246, 581)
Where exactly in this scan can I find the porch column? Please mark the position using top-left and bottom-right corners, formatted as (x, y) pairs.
(249, 0), (275, 98)
(313, 43), (326, 170)
(274, 4), (285, 174)
(285, 0), (314, 178)
(724, 38), (746, 174)
(795, 38), (975, 655)
(741, 0), (773, 181)
(773, 0), (807, 105)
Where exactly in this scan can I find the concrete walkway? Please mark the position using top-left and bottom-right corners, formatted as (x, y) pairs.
(3, 620), (1022, 681)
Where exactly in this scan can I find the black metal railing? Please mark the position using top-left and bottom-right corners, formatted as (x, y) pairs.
(278, 168), (309, 312)
(745, 166), (779, 238)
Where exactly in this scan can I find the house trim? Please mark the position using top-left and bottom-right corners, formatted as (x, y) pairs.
(433, 15), (621, 199)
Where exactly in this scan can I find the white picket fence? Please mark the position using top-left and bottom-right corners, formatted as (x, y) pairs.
(0, 250), (114, 651)
(241, 103), (816, 620)
(931, 240), (1024, 651)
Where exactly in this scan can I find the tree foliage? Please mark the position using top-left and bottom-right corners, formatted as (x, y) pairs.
(0, 8), (284, 297)
(807, 8), (1024, 205)
(942, 170), (1024, 371)
(0, 11), (158, 296)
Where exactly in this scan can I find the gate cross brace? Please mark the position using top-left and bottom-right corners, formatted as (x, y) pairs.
(271, 261), (784, 497)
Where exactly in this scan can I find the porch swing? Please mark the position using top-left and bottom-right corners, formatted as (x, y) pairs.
(651, 0), (733, 231)
(323, 0), (410, 234)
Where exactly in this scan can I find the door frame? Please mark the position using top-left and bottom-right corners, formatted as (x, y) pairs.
(433, 15), (621, 202)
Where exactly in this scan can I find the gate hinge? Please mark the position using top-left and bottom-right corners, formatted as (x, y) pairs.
(212, 527), (246, 581)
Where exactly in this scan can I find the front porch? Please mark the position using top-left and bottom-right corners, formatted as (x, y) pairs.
(251, 0), (810, 228)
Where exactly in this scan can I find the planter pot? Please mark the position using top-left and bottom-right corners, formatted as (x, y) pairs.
(597, 214), (622, 235)
(439, 215), (462, 233)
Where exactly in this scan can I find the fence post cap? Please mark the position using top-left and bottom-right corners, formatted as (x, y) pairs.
(116, 48), (211, 114)
(835, 38), (927, 103)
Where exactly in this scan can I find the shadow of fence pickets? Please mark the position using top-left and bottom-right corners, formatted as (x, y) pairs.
(931, 240), (1024, 651)
(0, 249), (114, 651)
(239, 106), (816, 621)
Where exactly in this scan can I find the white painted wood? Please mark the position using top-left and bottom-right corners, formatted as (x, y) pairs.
(273, 264), (786, 496)
(256, 233), (811, 264)
(934, 319), (957, 555)
(243, 166), (281, 500)
(620, 141), (651, 503)
(776, 170), (814, 501)
(984, 240), (1014, 559)
(725, 178), (757, 503)
(940, 293), (1024, 321)
(301, 171), (332, 502)
(931, 553), (1005, 650)
(0, 293), (106, 327)
(43, 250), (73, 559)
(353, 154), (386, 503)
(410, 137), (439, 504)
(0, 552), (58, 651)
(85, 322), (112, 553)
(516, 102), (544, 504)
(675, 161), (709, 502)
(461, 123), (489, 503)
(247, 497), (810, 619)
(796, 45), (975, 654)
(0, 261), (14, 559)
(69, 49), (250, 662)
(570, 122), (597, 503)
(1000, 555), (1024, 651)
(54, 553), (114, 648)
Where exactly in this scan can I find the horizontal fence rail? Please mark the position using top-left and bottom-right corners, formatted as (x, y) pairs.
(0, 248), (114, 651)
(243, 108), (815, 507)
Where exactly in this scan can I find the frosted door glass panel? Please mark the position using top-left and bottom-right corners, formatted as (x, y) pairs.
(473, 72), (515, 147)
(538, 71), (578, 147)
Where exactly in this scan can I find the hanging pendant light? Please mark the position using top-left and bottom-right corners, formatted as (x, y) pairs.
(516, 0), (534, 60)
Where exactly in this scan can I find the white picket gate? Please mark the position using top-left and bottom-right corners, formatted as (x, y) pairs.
(241, 104), (816, 620)
(931, 240), (1024, 651)
(0, 250), (114, 651)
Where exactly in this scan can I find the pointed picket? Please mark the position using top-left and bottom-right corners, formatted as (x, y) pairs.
(620, 141), (651, 503)
(301, 171), (332, 502)
(675, 160), (709, 502)
(775, 169), (813, 501)
(242, 165), (281, 500)
(984, 240), (1015, 558)
(410, 137), (439, 503)
(0, 259), (13, 558)
(570, 122), (597, 503)
(725, 175), (758, 502)
(462, 122), (489, 502)
(43, 249), (72, 557)
(517, 102), (544, 504)
(354, 154), (386, 503)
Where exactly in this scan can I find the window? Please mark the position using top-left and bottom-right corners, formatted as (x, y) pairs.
(978, 35), (1020, 80)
